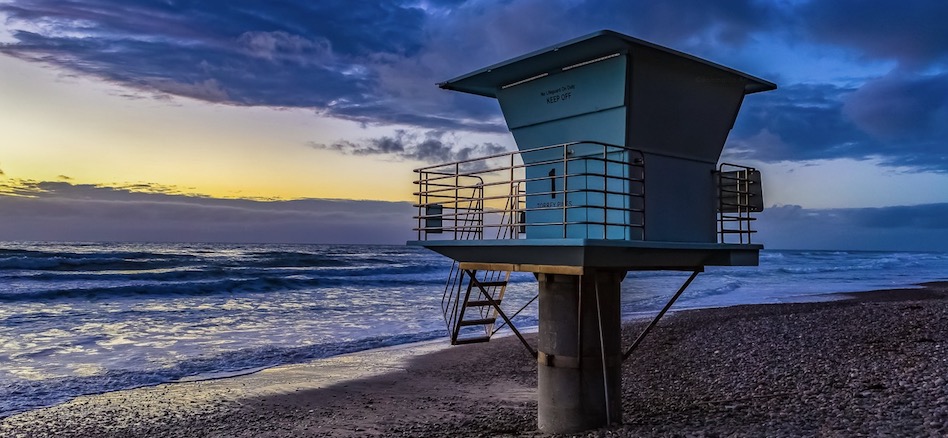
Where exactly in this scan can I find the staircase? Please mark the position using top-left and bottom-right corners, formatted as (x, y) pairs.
(440, 182), (524, 345)
(449, 268), (510, 344)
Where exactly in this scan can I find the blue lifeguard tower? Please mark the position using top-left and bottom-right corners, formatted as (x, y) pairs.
(410, 30), (774, 433)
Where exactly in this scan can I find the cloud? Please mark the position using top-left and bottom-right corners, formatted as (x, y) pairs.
(844, 73), (948, 139)
(845, 204), (948, 230)
(799, 0), (948, 68)
(570, 0), (780, 49)
(236, 31), (333, 64)
(756, 203), (948, 251)
(3, 180), (947, 250)
(0, 180), (416, 244)
(0, 0), (433, 123)
(1, 0), (946, 172)
(144, 77), (231, 102)
(762, 203), (948, 231)
(727, 83), (877, 161)
(727, 78), (948, 172)
(0, 0), (782, 133)
(313, 130), (508, 164)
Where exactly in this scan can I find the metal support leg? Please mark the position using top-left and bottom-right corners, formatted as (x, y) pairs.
(537, 271), (623, 433)
(594, 276), (612, 425)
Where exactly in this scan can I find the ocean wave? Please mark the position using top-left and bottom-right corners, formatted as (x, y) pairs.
(691, 280), (743, 298)
(0, 266), (224, 282)
(0, 253), (199, 271)
(240, 253), (354, 268)
(243, 249), (416, 268)
(758, 251), (786, 260)
(0, 251), (443, 274)
(0, 275), (459, 302)
(776, 258), (919, 274)
(0, 262), (448, 283)
(0, 330), (445, 418)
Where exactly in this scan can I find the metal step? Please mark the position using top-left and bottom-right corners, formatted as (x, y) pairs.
(473, 281), (508, 287)
(465, 299), (500, 307)
(444, 268), (512, 346)
(453, 336), (492, 345)
(458, 317), (496, 326)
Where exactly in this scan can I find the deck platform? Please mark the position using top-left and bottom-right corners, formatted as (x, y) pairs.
(409, 239), (761, 271)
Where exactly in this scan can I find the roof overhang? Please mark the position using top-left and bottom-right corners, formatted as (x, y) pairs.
(438, 30), (776, 98)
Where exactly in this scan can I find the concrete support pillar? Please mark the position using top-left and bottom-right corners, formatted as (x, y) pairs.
(537, 270), (624, 433)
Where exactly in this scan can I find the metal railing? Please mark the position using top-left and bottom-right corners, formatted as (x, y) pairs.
(414, 141), (646, 241)
(716, 163), (764, 244)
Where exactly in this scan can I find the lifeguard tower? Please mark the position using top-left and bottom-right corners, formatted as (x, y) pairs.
(410, 30), (775, 433)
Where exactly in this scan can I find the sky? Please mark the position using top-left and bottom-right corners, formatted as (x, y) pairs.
(0, 0), (946, 250)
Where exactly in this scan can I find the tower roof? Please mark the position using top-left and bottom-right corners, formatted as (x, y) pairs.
(438, 30), (776, 98)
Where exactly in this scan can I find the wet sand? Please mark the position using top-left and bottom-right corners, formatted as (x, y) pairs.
(2, 282), (947, 437)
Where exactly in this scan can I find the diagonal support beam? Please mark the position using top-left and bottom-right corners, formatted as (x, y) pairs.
(622, 269), (702, 361)
(466, 270), (537, 358)
(491, 293), (539, 335)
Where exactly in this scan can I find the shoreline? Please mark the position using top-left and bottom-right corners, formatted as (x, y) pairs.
(3, 282), (948, 437)
(0, 281), (853, 419)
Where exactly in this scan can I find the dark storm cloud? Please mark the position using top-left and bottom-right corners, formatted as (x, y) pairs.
(0, 180), (415, 244)
(569, 0), (779, 49)
(743, 1), (948, 171)
(4, 180), (192, 199)
(846, 204), (948, 230)
(800, 0), (948, 67)
(844, 73), (948, 139)
(763, 203), (948, 231)
(2, 0), (946, 170)
(729, 77), (948, 172)
(314, 130), (508, 164)
(756, 204), (948, 251)
(0, 0), (437, 125)
(841, 71), (948, 170)
(728, 84), (873, 162)
(0, 0), (780, 132)
(4, 180), (947, 249)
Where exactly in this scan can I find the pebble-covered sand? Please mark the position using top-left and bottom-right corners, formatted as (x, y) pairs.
(2, 282), (947, 437)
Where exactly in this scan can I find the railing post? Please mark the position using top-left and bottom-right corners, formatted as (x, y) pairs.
(602, 145), (608, 240)
(716, 169), (722, 244)
(740, 169), (746, 244)
(417, 171), (423, 241)
(454, 162), (459, 240)
(637, 152), (645, 241)
(510, 153), (515, 239)
(478, 184), (484, 239)
(562, 145), (568, 238)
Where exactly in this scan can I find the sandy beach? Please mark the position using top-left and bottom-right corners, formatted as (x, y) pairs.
(3, 282), (947, 437)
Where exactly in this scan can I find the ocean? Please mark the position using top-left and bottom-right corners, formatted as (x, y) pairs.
(1, 242), (947, 417)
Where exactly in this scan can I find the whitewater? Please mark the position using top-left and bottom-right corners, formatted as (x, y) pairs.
(1, 242), (947, 417)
